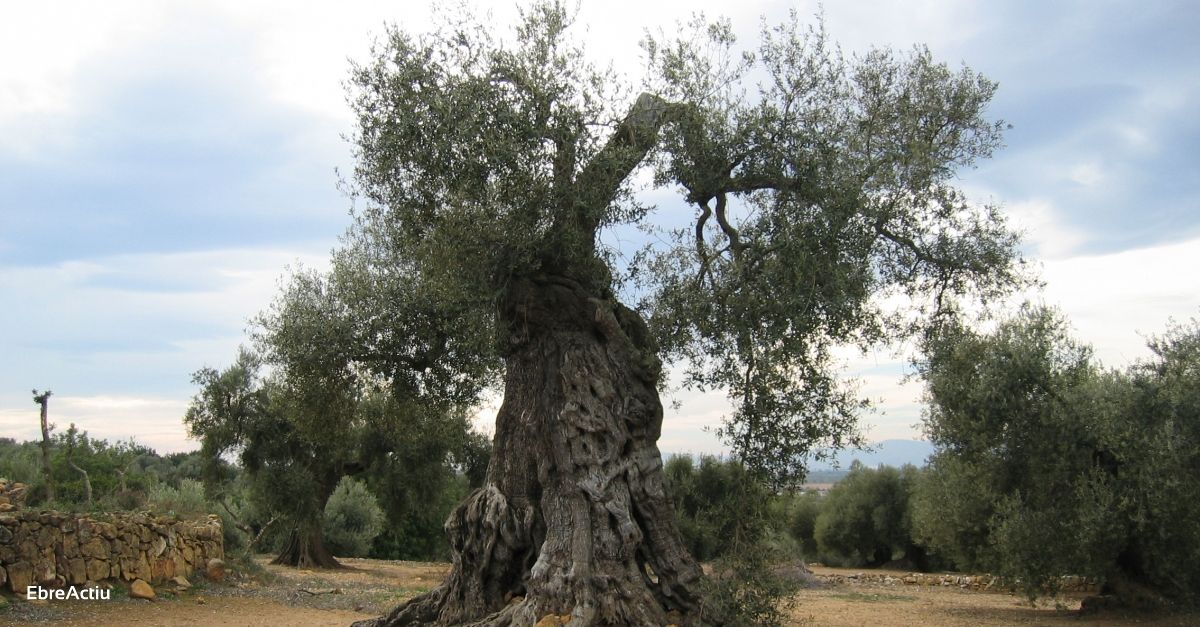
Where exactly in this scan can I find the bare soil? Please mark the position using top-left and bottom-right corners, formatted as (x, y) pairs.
(1, 556), (446, 626)
(793, 566), (1200, 626)
(2, 558), (1197, 626)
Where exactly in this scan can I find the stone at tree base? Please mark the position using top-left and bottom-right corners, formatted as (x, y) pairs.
(534, 615), (573, 627)
(205, 558), (225, 583)
(130, 578), (155, 600)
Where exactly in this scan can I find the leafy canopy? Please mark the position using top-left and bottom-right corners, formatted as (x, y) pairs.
(915, 307), (1200, 603)
(342, 2), (1023, 484)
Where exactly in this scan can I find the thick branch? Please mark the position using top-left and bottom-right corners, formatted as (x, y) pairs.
(712, 192), (744, 261)
(572, 93), (677, 235)
(64, 426), (93, 505)
(69, 461), (92, 505)
(693, 201), (713, 285)
(552, 126), (578, 214)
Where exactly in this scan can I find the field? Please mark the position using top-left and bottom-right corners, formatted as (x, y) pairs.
(3, 559), (1197, 626)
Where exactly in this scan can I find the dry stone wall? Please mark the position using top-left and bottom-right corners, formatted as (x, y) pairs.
(0, 478), (27, 512)
(822, 569), (1099, 593)
(0, 509), (223, 595)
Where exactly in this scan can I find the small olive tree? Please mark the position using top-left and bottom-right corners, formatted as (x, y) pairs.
(814, 462), (924, 568)
(325, 477), (388, 558)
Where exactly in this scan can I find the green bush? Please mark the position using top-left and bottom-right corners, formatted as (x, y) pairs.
(813, 463), (925, 568)
(700, 542), (799, 627)
(664, 454), (801, 626)
(664, 454), (778, 561)
(324, 477), (386, 558)
(147, 478), (209, 516)
(910, 454), (997, 571)
(775, 490), (822, 559)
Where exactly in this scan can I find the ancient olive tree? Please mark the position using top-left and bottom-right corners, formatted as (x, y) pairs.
(344, 3), (1021, 625)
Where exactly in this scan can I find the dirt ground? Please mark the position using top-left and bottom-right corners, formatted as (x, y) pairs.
(1, 557), (445, 626)
(3, 558), (1197, 626)
(794, 566), (1200, 626)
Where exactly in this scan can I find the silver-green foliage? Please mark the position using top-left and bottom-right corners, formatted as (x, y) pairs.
(342, 2), (1023, 485)
(324, 477), (387, 558)
(813, 462), (921, 568)
(147, 478), (209, 517)
(915, 306), (1200, 604)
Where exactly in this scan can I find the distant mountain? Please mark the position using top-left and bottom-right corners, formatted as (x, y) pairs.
(810, 439), (936, 471)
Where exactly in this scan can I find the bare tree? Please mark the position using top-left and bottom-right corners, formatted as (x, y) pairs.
(63, 424), (93, 506)
(32, 389), (55, 503)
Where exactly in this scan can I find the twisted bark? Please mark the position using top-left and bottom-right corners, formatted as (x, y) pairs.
(357, 276), (711, 626)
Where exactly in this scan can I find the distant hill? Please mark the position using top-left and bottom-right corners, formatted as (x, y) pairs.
(810, 439), (935, 471)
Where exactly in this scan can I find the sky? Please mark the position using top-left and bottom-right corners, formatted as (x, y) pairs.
(1, 1), (1197, 456)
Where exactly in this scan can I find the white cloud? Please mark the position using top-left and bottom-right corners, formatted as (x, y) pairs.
(0, 395), (193, 454)
(0, 246), (330, 349)
(1068, 162), (1103, 187)
(819, 0), (985, 54)
(1005, 198), (1087, 260)
(0, 1), (172, 157)
(1114, 124), (1155, 153)
(659, 381), (733, 456)
(1039, 236), (1200, 366)
(0, 246), (332, 444)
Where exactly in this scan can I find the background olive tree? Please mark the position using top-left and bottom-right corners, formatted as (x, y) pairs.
(915, 306), (1200, 606)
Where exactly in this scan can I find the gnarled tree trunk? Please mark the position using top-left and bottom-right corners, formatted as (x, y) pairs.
(273, 480), (342, 569)
(273, 524), (342, 569)
(357, 276), (712, 626)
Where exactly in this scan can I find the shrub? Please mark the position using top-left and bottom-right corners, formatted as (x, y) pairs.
(775, 489), (822, 559)
(813, 463), (923, 568)
(147, 478), (209, 516)
(324, 477), (386, 558)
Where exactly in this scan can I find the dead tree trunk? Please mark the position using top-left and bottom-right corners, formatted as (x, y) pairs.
(32, 389), (56, 503)
(68, 462), (92, 505)
(64, 423), (93, 505)
(358, 276), (711, 626)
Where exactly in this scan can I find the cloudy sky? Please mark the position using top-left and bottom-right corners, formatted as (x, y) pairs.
(1, 1), (1197, 455)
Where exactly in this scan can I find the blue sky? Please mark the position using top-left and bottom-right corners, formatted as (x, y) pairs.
(1, 0), (1197, 454)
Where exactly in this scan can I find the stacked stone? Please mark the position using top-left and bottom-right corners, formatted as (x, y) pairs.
(0, 510), (223, 595)
(0, 478), (28, 512)
(826, 570), (1099, 593)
